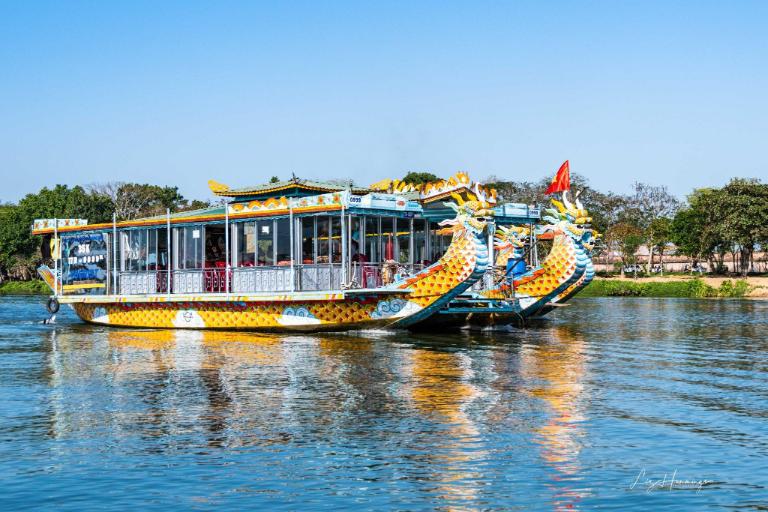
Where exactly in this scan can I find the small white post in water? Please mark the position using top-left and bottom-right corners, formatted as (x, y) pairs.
(53, 218), (58, 297)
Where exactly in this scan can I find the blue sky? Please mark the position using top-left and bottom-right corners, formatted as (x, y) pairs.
(1, 1), (766, 203)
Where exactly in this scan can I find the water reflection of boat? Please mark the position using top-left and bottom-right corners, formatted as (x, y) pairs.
(405, 345), (486, 509)
(521, 326), (590, 510)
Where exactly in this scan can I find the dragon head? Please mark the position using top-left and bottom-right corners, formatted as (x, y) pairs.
(582, 229), (601, 253)
(542, 190), (592, 240)
(437, 192), (494, 236)
(494, 225), (530, 251)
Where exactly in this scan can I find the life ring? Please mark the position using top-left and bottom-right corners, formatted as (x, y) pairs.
(46, 297), (60, 314)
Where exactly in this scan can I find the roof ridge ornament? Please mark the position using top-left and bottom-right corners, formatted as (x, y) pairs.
(420, 172), (497, 205)
(207, 179), (230, 194)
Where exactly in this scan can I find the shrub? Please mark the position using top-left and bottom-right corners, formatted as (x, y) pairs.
(687, 278), (717, 298)
(717, 279), (751, 297)
(0, 280), (50, 295)
(577, 278), (719, 298)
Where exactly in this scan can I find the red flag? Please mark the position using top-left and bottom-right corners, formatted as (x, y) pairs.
(545, 160), (570, 195)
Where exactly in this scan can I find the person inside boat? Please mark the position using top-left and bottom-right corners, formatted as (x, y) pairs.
(507, 256), (528, 278)
(206, 236), (226, 264)
(351, 240), (368, 264)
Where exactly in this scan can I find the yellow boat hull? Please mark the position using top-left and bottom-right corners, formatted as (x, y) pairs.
(68, 292), (419, 332)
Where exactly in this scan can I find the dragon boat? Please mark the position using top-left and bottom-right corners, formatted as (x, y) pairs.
(32, 173), (504, 332)
(409, 190), (596, 329)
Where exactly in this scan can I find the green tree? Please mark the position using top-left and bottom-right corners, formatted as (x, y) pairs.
(648, 217), (672, 274)
(1, 182), (210, 282)
(89, 182), (209, 219)
(710, 178), (768, 276)
(670, 189), (726, 273)
(629, 182), (680, 271)
(113, 183), (183, 219)
(604, 222), (644, 277)
(486, 173), (629, 243)
(0, 185), (113, 281)
(402, 172), (439, 185)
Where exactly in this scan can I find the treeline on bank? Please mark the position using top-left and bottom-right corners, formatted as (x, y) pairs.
(1, 172), (767, 287)
(0, 183), (210, 282)
(482, 174), (768, 278)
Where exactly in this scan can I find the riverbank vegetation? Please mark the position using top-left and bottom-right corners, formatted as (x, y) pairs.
(487, 175), (768, 277)
(0, 183), (210, 283)
(577, 278), (753, 298)
(0, 280), (50, 295)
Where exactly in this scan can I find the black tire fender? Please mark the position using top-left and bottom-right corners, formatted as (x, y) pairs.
(46, 297), (60, 314)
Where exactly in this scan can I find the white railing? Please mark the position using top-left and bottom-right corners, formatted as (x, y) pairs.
(297, 264), (344, 291)
(173, 269), (207, 294)
(110, 262), (432, 295)
(232, 266), (292, 293)
(118, 270), (166, 295)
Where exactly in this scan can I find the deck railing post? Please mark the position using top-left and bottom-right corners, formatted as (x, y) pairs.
(225, 202), (230, 297)
(289, 203), (295, 292)
(112, 213), (118, 295)
(166, 209), (171, 297)
(341, 198), (347, 288)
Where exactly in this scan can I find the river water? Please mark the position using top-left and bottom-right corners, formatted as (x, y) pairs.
(0, 296), (766, 510)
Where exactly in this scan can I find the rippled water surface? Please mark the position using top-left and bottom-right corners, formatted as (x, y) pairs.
(1, 296), (766, 510)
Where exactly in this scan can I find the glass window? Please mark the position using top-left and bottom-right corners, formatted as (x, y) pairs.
(276, 218), (291, 265)
(381, 217), (396, 262)
(61, 233), (108, 294)
(122, 229), (148, 271)
(205, 226), (226, 265)
(364, 216), (380, 262)
(178, 226), (203, 269)
(301, 217), (314, 264)
(120, 232), (129, 271)
(317, 216), (330, 263)
(147, 229), (158, 270)
(350, 216), (363, 263)
(330, 216), (341, 263)
(413, 219), (427, 265)
(257, 220), (274, 266)
(156, 228), (168, 269)
(236, 222), (256, 267)
(429, 221), (450, 262)
(396, 218), (411, 264)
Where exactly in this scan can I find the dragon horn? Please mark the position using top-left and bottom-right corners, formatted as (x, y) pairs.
(562, 190), (574, 212)
(450, 192), (465, 205)
(575, 189), (585, 211)
(551, 199), (567, 214)
(443, 201), (460, 211)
